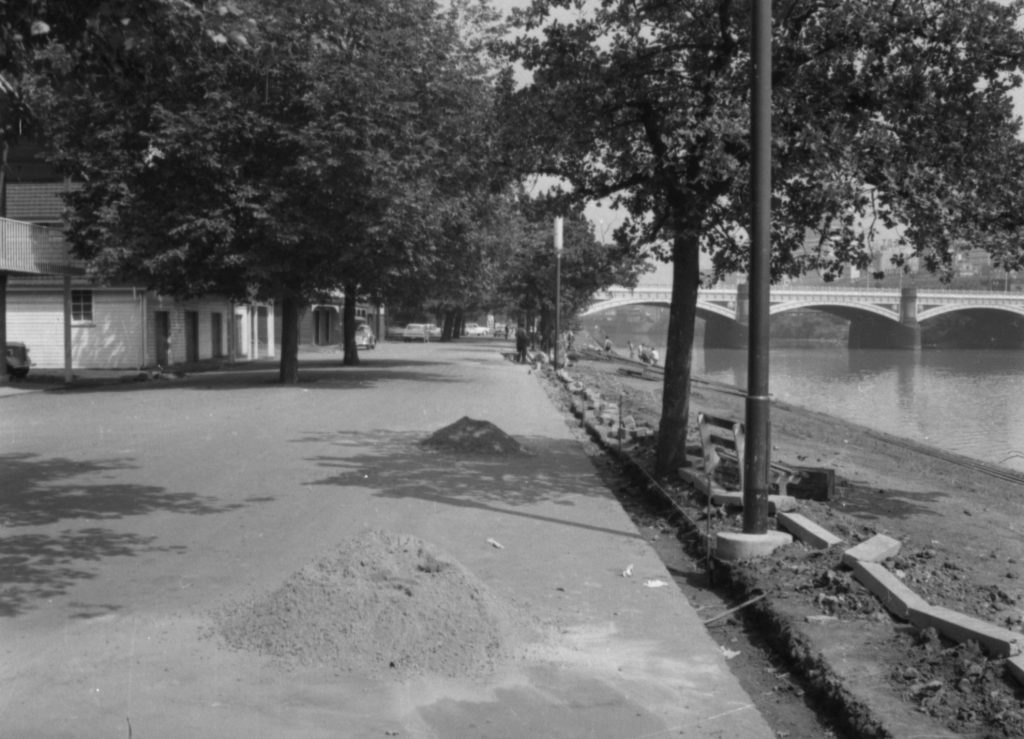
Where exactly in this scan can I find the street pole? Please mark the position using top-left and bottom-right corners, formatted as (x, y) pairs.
(554, 217), (563, 368)
(744, 0), (772, 534)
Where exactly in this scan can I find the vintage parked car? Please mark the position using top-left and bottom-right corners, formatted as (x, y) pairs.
(5, 341), (31, 379)
(463, 322), (490, 337)
(355, 322), (376, 349)
(402, 323), (431, 342)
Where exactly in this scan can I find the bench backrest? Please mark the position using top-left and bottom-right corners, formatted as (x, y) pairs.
(697, 412), (747, 490)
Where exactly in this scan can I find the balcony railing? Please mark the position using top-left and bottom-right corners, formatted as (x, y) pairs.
(0, 217), (84, 275)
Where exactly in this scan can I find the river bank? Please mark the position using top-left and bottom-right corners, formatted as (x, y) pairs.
(543, 354), (1024, 738)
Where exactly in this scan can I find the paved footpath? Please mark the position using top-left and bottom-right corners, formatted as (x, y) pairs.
(0, 340), (773, 738)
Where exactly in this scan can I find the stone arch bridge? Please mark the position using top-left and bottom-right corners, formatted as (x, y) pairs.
(583, 284), (1024, 349)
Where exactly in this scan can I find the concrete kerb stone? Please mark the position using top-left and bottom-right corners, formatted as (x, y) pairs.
(841, 533), (902, 568)
(850, 560), (930, 621)
(907, 604), (1024, 658)
(776, 511), (843, 550)
(1008, 655), (1024, 688)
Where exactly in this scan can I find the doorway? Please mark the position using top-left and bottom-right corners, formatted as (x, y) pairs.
(184, 310), (199, 363)
(155, 311), (170, 366)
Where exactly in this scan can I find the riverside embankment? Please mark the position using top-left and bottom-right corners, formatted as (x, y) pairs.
(548, 351), (1024, 738)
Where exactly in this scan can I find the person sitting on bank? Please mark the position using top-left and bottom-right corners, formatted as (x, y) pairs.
(603, 336), (613, 354)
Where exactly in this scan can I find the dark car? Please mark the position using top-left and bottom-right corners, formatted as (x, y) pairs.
(5, 341), (31, 379)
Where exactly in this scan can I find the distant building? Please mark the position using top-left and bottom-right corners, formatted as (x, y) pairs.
(3, 142), (274, 370)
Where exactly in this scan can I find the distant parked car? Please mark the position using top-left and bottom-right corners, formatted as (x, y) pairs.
(5, 341), (30, 379)
(463, 323), (490, 337)
(402, 323), (430, 342)
(355, 322), (376, 349)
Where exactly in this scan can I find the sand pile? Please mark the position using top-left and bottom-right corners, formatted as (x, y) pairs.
(215, 529), (520, 678)
(420, 416), (531, 456)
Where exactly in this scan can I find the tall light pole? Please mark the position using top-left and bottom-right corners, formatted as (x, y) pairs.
(554, 216), (564, 368)
(744, 0), (772, 534)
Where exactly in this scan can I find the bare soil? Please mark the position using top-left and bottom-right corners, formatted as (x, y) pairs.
(543, 357), (1024, 738)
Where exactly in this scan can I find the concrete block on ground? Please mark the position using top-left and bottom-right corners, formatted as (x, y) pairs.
(710, 490), (797, 514)
(1008, 655), (1024, 688)
(786, 466), (836, 501)
(850, 560), (930, 620)
(842, 533), (902, 568)
(908, 604), (1024, 658)
(776, 512), (843, 550)
(677, 466), (710, 496)
(770, 495), (798, 513)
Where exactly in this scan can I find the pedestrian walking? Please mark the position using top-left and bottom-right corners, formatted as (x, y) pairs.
(515, 327), (528, 363)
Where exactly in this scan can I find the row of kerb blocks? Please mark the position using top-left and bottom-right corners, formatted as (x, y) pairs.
(556, 370), (655, 444)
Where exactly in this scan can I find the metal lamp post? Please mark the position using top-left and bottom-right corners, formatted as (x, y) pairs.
(744, 0), (772, 534)
(554, 217), (564, 368)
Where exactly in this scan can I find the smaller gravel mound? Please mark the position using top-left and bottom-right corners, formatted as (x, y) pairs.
(215, 530), (521, 678)
(420, 416), (531, 456)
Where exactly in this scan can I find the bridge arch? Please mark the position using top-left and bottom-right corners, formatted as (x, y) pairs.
(918, 304), (1024, 322)
(769, 301), (900, 323)
(579, 296), (670, 316)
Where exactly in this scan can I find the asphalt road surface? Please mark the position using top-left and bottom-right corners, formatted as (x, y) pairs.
(0, 340), (774, 738)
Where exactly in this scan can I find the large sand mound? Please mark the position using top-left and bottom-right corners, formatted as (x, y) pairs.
(215, 529), (521, 678)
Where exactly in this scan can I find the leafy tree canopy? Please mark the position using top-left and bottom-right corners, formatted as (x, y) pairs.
(505, 0), (1024, 474)
(11, 0), (509, 381)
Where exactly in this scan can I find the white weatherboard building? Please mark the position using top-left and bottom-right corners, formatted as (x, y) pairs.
(1, 145), (273, 373)
(5, 277), (273, 369)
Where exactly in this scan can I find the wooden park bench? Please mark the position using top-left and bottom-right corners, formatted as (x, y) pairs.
(697, 412), (801, 511)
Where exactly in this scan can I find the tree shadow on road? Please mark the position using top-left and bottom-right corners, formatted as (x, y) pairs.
(0, 452), (252, 617)
(299, 429), (644, 541)
(35, 359), (460, 395)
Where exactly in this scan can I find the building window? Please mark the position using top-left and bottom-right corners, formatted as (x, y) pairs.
(72, 290), (93, 322)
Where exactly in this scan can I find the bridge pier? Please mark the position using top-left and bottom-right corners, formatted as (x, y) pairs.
(703, 283), (748, 349)
(848, 319), (921, 349)
(703, 317), (748, 349)
(848, 288), (921, 349)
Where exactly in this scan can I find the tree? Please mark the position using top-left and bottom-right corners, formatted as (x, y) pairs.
(20, 0), (507, 382)
(495, 199), (647, 340)
(506, 0), (1024, 475)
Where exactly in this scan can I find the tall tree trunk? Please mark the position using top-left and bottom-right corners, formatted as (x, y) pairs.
(343, 282), (359, 366)
(279, 294), (301, 384)
(441, 309), (454, 341)
(654, 233), (701, 477)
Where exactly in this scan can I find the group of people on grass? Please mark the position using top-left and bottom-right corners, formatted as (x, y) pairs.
(626, 340), (659, 366)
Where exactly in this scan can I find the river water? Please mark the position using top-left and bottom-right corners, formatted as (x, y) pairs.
(604, 328), (1024, 471)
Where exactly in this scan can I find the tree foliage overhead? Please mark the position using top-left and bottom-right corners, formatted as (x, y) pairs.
(505, 0), (1024, 474)
(494, 197), (647, 330)
(9, 0), (510, 380)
